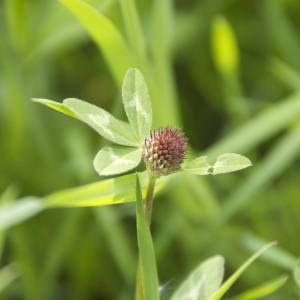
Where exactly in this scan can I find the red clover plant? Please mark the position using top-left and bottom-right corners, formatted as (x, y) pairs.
(33, 68), (255, 300)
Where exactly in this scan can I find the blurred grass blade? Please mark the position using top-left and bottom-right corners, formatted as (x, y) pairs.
(0, 262), (20, 293)
(0, 197), (45, 231)
(0, 28), (27, 161)
(93, 145), (142, 176)
(59, 0), (133, 86)
(32, 98), (79, 119)
(211, 15), (239, 74)
(206, 90), (300, 161)
(63, 98), (139, 146)
(119, 0), (148, 71)
(0, 184), (19, 205)
(211, 15), (246, 117)
(150, 0), (180, 126)
(122, 68), (152, 143)
(136, 174), (159, 300)
(0, 184), (20, 260)
(268, 57), (300, 90)
(94, 206), (136, 284)
(241, 232), (297, 271)
(218, 122), (300, 225)
(208, 241), (277, 300)
(170, 256), (224, 300)
(212, 153), (252, 175)
(4, 0), (26, 52)
(45, 171), (168, 207)
(229, 275), (288, 300)
(262, 0), (300, 70)
(294, 259), (300, 287)
(172, 172), (220, 220)
(40, 209), (84, 299)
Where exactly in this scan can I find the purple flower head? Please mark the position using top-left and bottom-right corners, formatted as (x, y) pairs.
(142, 125), (189, 177)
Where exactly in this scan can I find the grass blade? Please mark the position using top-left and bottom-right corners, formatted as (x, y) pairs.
(208, 241), (277, 300)
(211, 15), (246, 118)
(0, 262), (20, 293)
(119, 0), (148, 71)
(211, 15), (239, 75)
(0, 197), (45, 231)
(241, 232), (297, 271)
(229, 275), (288, 300)
(94, 206), (136, 284)
(294, 259), (300, 287)
(45, 171), (168, 207)
(150, 0), (180, 126)
(206, 90), (300, 160)
(136, 174), (159, 300)
(218, 122), (300, 224)
(59, 0), (133, 86)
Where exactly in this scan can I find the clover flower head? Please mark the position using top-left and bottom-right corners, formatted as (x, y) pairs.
(142, 125), (189, 177)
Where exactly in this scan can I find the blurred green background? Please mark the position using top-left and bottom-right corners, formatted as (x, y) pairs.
(1, 0), (300, 299)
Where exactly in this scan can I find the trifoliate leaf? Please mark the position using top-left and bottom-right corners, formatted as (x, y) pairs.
(64, 98), (139, 147)
(122, 68), (152, 143)
(93, 145), (142, 176)
(212, 153), (252, 175)
(183, 156), (212, 175)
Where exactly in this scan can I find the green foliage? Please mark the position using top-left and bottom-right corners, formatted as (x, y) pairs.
(212, 153), (252, 175)
(94, 145), (142, 176)
(1, 0), (300, 299)
(211, 15), (239, 74)
(63, 97), (139, 146)
(169, 242), (281, 300)
(32, 98), (79, 119)
(229, 275), (288, 300)
(59, 0), (133, 86)
(209, 242), (277, 300)
(170, 256), (224, 300)
(122, 68), (152, 144)
(34, 68), (251, 178)
(44, 171), (168, 207)
(0, 197), (45, 231)
(294, 259), (300, 287)
(183, 153), (252, 175)
(0, 263), (20, 293)
(184, 156), (212, 175)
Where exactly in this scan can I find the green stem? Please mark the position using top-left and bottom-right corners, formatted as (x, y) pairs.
(135, 173), (157, 300)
